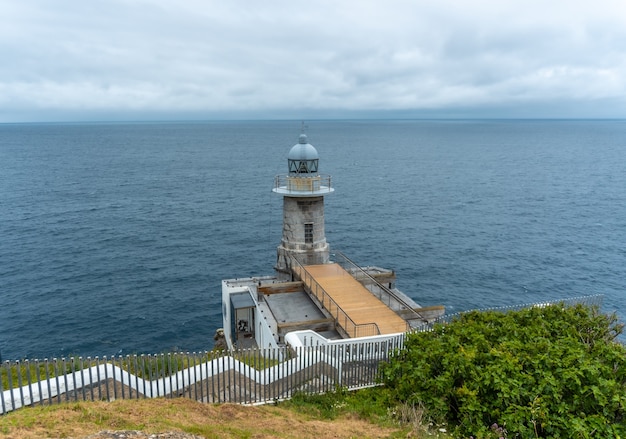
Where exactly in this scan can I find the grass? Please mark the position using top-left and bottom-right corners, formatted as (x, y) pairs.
(0, 389), (456, 439)
(0, 398), (398, 439)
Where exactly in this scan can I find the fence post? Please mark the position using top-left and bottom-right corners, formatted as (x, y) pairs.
(24, 360), (34, 408)
(78, 357), (87, 401)
(34, 359), (43, 407)
(167, 354), (173, 398)
(103, 356), (110, 401)
(111, 357), (118, 401)
(161, 354), (168, 398)
(131, 355), (139, 399)
(209, 351), (215, 403)
(0, 361), (7, 414)
(87, 357), (95, 401)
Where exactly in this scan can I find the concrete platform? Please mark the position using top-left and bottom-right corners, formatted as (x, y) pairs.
(265, 290), (326, 324)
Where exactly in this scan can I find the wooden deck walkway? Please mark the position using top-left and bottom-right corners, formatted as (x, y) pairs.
(297, 263), (408, 336)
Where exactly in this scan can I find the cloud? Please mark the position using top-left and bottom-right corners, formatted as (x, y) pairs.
(1, 0), (626, 121)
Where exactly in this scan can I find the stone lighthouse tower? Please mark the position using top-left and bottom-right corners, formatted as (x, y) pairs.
(273, 133), (334, 276)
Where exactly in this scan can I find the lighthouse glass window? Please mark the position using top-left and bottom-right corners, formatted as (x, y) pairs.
(289, 159), (318, 174)
(304, 223), (314, 244)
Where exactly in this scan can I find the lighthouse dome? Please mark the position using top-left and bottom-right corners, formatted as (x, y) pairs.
(288, 134), (319, 174)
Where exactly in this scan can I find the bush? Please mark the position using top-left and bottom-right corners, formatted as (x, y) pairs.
(284, 386), (394, 422)
(381, 304), (626, 438)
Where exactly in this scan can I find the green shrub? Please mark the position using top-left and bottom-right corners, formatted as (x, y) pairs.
(285, 386), (351, 419)
(381, 304), (626, 438)
(284, 386), (394, 422)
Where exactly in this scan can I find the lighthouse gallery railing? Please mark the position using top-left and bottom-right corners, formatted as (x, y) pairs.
(273, 174), (333, 194)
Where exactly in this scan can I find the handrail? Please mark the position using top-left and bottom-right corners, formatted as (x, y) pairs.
(332, 251), (423, 330)
(288, 256), (380, 338)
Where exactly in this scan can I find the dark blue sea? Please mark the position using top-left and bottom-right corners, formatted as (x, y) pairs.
(1, 120), (625, 360)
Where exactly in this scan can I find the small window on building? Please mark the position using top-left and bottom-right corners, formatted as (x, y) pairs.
(304, 223), (314, 244)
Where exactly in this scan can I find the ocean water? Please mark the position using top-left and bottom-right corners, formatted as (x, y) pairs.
(1, 120), (625, 360)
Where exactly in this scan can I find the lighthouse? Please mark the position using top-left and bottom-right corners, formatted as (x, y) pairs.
(220, 128), (443, 350)
(272, 133), (334, 276)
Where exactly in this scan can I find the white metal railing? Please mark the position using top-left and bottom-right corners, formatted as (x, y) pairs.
(273, 174), (333, 194)
(1, 343), (392, 414)
(0, 295), (606, 414)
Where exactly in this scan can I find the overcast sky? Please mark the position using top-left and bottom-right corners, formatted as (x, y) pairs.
(2, 0), (626, 122)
